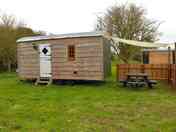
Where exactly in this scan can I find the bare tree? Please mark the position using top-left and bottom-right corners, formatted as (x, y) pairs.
(95, 3), (161, 63)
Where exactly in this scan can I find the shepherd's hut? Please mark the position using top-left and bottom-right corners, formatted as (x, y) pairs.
(17, 32), (111, 84)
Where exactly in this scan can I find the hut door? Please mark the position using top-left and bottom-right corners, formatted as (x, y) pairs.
(39, 44), (52, 78)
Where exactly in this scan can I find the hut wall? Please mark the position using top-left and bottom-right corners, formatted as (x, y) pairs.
(17, 43), (39, 79)
(51, 37), (104, 80)
(17, 36), (110, 81)
(102, 37), (111, 78)
(149, 51), (173, 64)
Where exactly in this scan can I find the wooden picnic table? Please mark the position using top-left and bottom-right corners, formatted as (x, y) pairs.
(120, 73), (157, 88)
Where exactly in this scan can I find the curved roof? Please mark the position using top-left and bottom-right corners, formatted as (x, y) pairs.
(17, 31), (172, 48)
(17, 31), (104, 43)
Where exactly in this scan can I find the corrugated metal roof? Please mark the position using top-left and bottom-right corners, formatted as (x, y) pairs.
(17, 31), (104, 43)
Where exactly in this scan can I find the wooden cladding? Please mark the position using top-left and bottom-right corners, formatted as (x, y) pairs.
(149, 51), (173, 64)
(18, 36), (111, 81)
(171, 65), (176, 88)
(52, 42), (104, 81)
(117, 64), (176, 88)
(68, 45), (75, 61)
(17, 44), (39, 79)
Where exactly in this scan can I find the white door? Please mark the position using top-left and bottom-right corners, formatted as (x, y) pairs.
(39, 44), (52, 78)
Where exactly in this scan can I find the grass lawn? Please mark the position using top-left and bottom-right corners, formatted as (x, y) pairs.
(0, 67), (176, 132)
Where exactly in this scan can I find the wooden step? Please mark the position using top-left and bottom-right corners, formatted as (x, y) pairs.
(38, 81), (50, 83)
(35, 77), (52, 85)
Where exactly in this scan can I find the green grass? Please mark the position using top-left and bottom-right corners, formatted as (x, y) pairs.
(0, 69), (175, 131)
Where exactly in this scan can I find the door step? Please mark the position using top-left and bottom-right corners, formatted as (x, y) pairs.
(35, 77), (52, 85)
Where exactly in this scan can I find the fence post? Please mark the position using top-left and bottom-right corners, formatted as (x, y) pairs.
(173, 43), (176, 88)
(174, 65), (176, 88)
(141, 64), (145, 73)
(168, 47), (171, 83)
(175, 65), (176, 88)
(168, 46), (171, 64)
(175, 42), (176, 64)
(168, 64), (171, 83)
(116, 64), (119, 81)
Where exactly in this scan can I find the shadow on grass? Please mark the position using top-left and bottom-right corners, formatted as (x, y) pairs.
(18, 79), (106, 87)
(116, 82), (159, 92)
(53, 80), (106, 87)
(17, 77), (166, 93)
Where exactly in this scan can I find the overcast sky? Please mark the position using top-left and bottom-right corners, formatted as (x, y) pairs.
(0, 0), (175, 43)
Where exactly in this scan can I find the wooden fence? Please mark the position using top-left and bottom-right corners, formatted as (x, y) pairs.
(117, 64), (176, 88)
(171, 65), (176, 87)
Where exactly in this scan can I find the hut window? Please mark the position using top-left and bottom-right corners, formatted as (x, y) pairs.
(68, 45), (75, 61)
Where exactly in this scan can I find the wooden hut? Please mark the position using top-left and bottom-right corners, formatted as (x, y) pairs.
(143, 49), (175, 64)
(17, 32), (111, 83)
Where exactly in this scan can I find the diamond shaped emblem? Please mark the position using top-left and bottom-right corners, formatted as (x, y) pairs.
(42, 48), (48, 54)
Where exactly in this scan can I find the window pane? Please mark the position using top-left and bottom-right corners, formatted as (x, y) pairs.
(68, 45), (75, 61)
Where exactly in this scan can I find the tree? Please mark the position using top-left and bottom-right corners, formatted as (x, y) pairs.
(0, 14), (16, 72)
(0, 13), (42, 72)
(95, 3), (161, 63)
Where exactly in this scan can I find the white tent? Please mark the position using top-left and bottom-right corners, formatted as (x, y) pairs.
(108, 37), (173, 48)
(104, 35), (175, 64)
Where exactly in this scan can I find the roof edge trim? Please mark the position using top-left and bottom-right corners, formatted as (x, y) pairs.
(17, 31), (104, 43)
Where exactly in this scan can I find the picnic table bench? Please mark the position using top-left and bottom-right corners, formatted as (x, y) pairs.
(119, 73), (157, 88)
